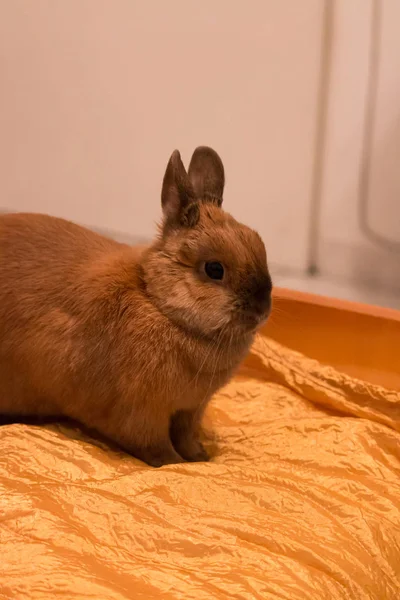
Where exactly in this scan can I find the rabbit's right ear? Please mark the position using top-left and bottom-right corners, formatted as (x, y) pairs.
(161, 150), (198, 229)
(188, 146), (225, 206)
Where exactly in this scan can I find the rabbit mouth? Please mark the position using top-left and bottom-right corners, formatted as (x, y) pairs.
(237, 310), (269, 332)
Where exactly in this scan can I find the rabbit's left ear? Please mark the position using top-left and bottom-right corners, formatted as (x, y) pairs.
(188, 146), (225, 206)
(161, 150), (198, 229)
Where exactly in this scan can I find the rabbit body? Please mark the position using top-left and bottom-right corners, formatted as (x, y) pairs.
(0, 147), (272, 466)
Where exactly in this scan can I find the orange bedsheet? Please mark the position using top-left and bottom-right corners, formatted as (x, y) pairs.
(1, 333), (400, 599)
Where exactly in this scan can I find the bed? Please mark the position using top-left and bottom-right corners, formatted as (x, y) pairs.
(1, 288), (399, 599)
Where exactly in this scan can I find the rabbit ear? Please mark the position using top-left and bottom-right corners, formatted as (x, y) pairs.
(188, 146), (225, 206)
(161, 150), (197, 228)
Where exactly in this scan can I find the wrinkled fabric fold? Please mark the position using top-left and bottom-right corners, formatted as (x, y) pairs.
(1, 335), (399, 599)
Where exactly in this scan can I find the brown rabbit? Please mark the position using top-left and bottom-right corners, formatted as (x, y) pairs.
(0, 147), (272, 467)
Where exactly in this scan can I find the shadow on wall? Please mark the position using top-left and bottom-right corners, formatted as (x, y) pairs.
(316, 103), (400, 301)
(352, 243), (400, 294)
(351, 112), (400, 294)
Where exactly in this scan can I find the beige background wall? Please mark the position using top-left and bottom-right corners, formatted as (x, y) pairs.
(0, 0), (399, 299)
(0, 0), (324, 270)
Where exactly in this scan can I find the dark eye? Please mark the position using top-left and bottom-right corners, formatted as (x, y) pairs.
(204, 261), (224, 280)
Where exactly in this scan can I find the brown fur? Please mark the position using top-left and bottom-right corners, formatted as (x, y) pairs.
(0, 147), (272, 467)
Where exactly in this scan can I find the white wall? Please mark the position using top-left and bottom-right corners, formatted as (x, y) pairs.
(0, 0), (324, 270)
(1, 0), (399, 299)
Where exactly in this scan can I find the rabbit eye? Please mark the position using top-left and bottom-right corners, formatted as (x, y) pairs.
(205, 261), (224, 280)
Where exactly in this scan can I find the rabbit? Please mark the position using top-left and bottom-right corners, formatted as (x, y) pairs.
(0, 146), (272, 467)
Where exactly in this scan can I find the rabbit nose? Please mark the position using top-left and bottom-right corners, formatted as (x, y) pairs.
(253, 275), (272, 315)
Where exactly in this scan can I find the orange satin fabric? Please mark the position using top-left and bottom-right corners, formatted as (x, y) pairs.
(1, 335), (399, 599)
